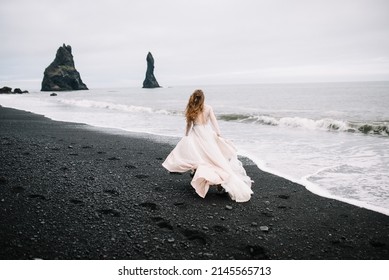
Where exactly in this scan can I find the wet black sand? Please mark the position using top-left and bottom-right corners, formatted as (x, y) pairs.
(0, 106), (388, 260)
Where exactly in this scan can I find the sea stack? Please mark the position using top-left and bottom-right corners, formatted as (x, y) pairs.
(142, 52), (160, 88)
(41, 44), (88, 91)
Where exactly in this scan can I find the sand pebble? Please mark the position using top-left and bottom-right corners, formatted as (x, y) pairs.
(260, 226), (269, 232)
(203, 253), (213, 257)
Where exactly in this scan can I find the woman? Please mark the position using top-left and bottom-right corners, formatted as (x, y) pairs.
(162, 89), (253, 202)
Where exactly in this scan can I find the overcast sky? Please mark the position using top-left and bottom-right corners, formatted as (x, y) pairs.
(1, 0), (389, 89)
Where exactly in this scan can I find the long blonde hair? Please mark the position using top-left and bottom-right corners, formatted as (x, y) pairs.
(185, 89), (204, 123)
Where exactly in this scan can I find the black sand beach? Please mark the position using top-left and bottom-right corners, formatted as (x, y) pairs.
(0, 105), (388, 260)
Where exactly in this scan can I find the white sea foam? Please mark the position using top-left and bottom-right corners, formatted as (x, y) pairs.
(57, 98), (175, 116)
(221, 114), (388, 136)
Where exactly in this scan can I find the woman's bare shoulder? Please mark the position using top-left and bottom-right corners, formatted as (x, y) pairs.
(204, 104), (213, 111)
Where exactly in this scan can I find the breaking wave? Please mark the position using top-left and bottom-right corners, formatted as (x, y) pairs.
(57, 99), (181, 116)
(219, 114), (389, 137)
(55, 99), (389, 137)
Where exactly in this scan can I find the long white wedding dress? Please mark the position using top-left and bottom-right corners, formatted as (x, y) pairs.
(162, 104), (253, 202)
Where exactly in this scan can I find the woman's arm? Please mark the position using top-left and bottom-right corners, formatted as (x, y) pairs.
(185, 121), (193, 136)
(209, 106), (221, 136)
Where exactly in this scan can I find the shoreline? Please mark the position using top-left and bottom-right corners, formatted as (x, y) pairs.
(1, 88), (388, 217)
(11, 103), (389, 217)
(0, 105), (388, 259)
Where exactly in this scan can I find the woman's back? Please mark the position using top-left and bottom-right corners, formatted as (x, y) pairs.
(194, 104), (210, 125)
(193, 104), (221, 136)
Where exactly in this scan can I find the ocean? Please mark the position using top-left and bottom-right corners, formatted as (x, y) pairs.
(1, 81), (388, 215)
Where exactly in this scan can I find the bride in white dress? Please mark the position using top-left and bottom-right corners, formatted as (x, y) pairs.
(162, 89), (253, 202)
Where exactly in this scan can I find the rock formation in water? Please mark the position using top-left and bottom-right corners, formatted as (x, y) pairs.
(142, 52), (160, 88)
(0, 86), (12, 94)
(41, 44), (88, 91)
(0, 86), (28, 94)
